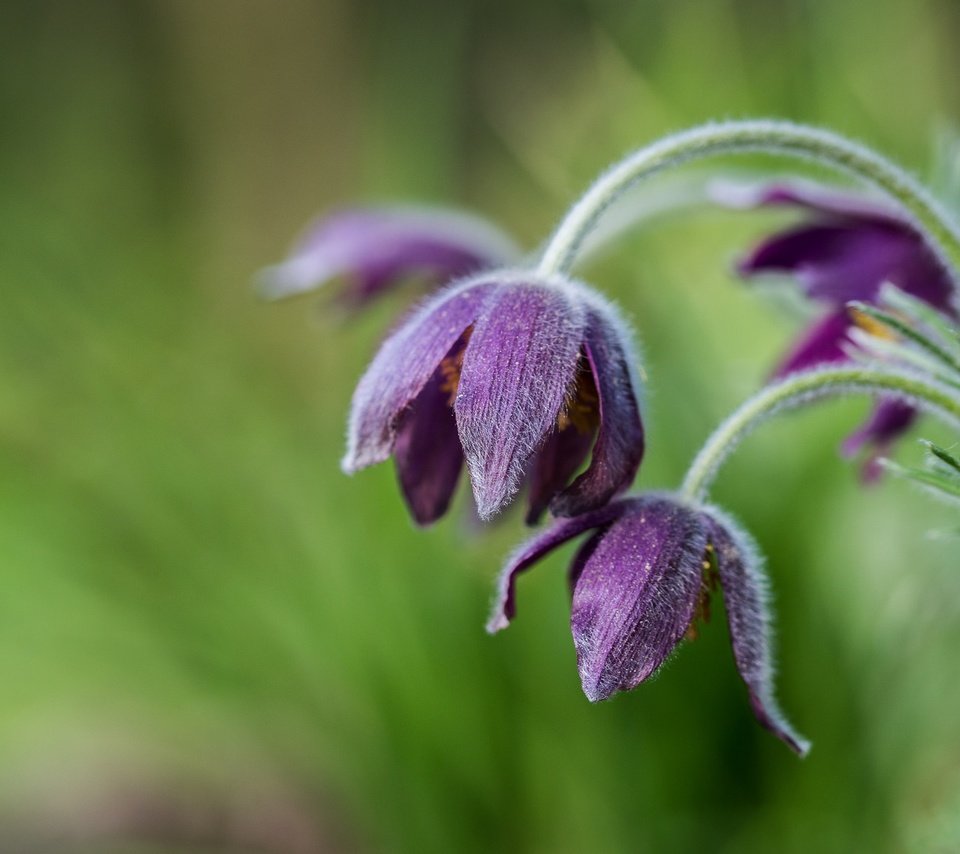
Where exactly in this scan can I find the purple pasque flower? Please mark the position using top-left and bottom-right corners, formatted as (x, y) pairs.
(715, 180), (958, 478)
(342, 272), (644, 525)
(258, 206), (520, 308)
(488, 493), (810, 756)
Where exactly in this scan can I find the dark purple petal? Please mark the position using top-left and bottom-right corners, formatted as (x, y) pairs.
(841, 398), (918, 483)
(456, 282), (586, 519)
(486, 501), (630, 634)
(725, 179), (954, 473)
(525, 423), (595, 525)
(551, 300), (644, 517)
(716, 180), (957, 312)
(890, 250), (957, 316)
(571, 497), (707, 702)
(343, 280), (492, 472)
(260, 207), (519, 304)
(393, 364), (464, 526)
(705, 507), (810, 756)
(773, 309), (851, 377)
(739, 223), (918, 304)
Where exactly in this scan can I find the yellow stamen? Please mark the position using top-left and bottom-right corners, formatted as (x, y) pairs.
(557, 358), (600, 434)
(438, 328), (472, 405)
(850, 307), (898, 341)
(685, 541), (721, 642)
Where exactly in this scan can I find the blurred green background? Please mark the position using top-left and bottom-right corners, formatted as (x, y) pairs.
(2, 1), (960, 851)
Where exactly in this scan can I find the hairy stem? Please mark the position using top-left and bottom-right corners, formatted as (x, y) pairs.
(680, 366), (960, 503)
(537, 120), (960, 293)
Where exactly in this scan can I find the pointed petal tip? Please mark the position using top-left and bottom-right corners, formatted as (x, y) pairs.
(409, 511), (440, 529)
(764, 718), (812, 757)
(340, 448), (364, 475)
(340, 446), (385, 475)
(523, 506), (544, 526)
(397, 490), (452, 527)
(254, 265), (304, 302)
(577, 657), (627, 702)
(579, 679), (609, 704)
(472, 486), (512, 522)
(734, 250), (765, 278)
(474, 503), (499, 523)
(342, 425), (399, 474)
(485, 613), (509, 635)
(751, 689), (811, 756)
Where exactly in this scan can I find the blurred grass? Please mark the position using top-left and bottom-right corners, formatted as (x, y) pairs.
(2, 0), (960, 851)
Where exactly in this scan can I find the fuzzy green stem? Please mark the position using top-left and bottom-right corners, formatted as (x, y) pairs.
(537, 120), (960, 290)
(680, 366), (960, 503)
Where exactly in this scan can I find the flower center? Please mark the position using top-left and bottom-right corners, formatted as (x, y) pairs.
(438, 327), (473, 406)
(685, 542), (720, 642)
(557, 357), (600, 434)
(849, 306), (899, 341)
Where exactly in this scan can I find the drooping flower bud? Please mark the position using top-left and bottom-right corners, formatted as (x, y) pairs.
(488, 494), (810, 756)
(258, 206), (520, 308)
(714, 180), (957, 477)
(343, 274), (645, 524)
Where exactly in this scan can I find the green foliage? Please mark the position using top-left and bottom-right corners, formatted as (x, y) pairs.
(2, 1), (960, 852)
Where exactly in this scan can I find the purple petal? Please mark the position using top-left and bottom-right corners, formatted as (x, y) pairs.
(739, 222), (918, 303)
(890, 250), (957, 316)
(550, 299), (644, 517)
(393, 361), (465, 526)
(773, 310), (851, 377)
(715, 180), (957, 311)
(343, 280), (492, 472)
(705, 508), (810, 756)
(525, 421), (595, 525)
(571, 497), (707, 702)
(841, 398), (918, 483)
(486, 501), (630, 634)
(259, 207), (520, 304)
(455, 282), (586, 519)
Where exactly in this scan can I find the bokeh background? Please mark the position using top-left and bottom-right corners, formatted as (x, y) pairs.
(2, 1), (960, 851)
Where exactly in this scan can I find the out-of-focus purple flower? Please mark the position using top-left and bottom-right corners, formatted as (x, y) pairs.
(342, 273), (644, 525)
(715, 180), (958, 477)
(487, 494), (809, 756)
(258, 206), (521, 308)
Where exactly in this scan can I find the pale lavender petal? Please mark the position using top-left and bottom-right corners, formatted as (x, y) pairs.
(571, 497), (707, 702)
(711, 180), (904, 225)
(551, 300), (644, 517)
(343, 280), (492, 472)
(773, 310), (851, 377)
(841, 398), (918, 482)
(456, 283), (586, 519)
(486, 502), (629, 634)
(260, 207), (520, 303)
(393, 365), (464, 526)
(705, 507), (810, 756)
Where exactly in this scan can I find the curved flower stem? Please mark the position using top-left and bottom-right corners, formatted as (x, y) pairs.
(536, 120), (960, 291)
(680, 366), (960, 504)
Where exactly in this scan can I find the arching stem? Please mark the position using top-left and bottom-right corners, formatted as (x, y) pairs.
(680, 365), (960, 503)
(537, 120), (960, 300)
